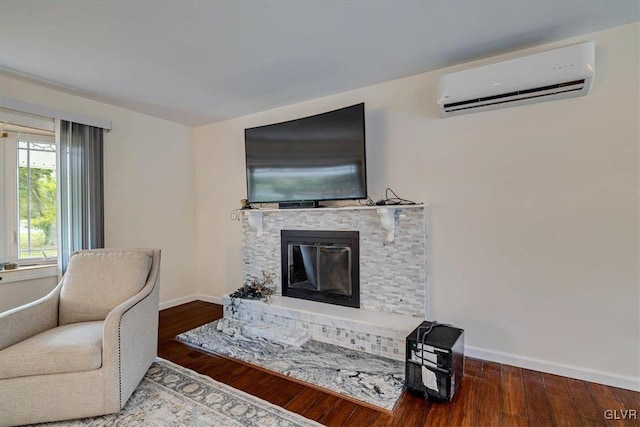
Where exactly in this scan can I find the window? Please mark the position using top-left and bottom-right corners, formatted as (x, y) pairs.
(1, 124), (57, 265)
(18, 139), (57, 260)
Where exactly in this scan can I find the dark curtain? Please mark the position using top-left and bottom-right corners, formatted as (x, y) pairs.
(59, 120), (104, 272)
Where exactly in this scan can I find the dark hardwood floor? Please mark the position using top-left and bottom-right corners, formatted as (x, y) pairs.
(158, 301), (639, 426)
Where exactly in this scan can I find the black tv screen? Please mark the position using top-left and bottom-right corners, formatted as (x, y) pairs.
(245, 103), (367, 204)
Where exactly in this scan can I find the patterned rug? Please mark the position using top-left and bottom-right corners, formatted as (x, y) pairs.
(176, 319), (405, 411)
(35, 358), (322, 426)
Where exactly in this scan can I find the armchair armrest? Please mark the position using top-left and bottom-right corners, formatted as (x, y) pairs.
(102, 249), (160, 410)
(102, 270), (159, 358)
(0, 280), (62, 350)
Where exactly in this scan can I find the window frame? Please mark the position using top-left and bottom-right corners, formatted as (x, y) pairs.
(0, 130), (57, 266)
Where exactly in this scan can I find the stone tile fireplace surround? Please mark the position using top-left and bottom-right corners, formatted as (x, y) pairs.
(223, 205), (428, 361)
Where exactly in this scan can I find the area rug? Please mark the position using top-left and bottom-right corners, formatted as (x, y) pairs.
(35, 358), (323, 426)
(176, 319), (404, 411)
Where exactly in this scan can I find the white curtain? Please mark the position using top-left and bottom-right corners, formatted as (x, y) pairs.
(58, 120), (104, 272)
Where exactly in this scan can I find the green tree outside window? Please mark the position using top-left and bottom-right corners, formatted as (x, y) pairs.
(18, 140), (57, 259)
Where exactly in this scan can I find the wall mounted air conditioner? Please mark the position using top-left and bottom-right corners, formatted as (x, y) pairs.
(437, 41), (595, 117)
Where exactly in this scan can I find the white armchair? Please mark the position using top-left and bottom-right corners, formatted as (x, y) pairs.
(0, 248), (161, 426)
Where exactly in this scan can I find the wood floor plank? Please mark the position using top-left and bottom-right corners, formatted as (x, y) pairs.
(547, 396), (583, 427)
(541, 372), (571, 401)
(566, 378), (608, 425)
(259, 377), (308, 408)
(389, 392), (429, 427)
(284, 387), (323, 414)
(372, 392), (428, 426)
(208, 360), (252, 384)
(300, 393), (340, 422)
(589, 382), (637, 427)
(613, 387), (640, 427)
(243, 376), (281, 403)
(344, 405), (379, 427)
(480, 360), (502, 380)
(158, 301), (640, 427)
(501, 413), (528, 427)
(238, 372), (288, 403)
(231, 370), (272, 395)
(522, 368), (545, 383)
(420, 399), (454, 427)
(196, 357), (237, 379)
(590, 382), (627, 410)
(464, 357), (483, 379)
(522, 369), (554, 427)
(614, 387), (640, 410)
(477, 361), (502, 427)
(318, 399), (358, 426)
(565, 377), (591, 394)
(449, 377), (480, 427)
(368, 410), (395, 427)
(501, 365), (527, 417)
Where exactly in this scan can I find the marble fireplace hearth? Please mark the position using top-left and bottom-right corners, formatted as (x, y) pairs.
(227, 205), (428, 361)
(222, 295), (422, 361)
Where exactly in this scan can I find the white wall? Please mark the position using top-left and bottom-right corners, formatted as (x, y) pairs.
(0, 76), (197, 305)
(194, 22), (639, 387)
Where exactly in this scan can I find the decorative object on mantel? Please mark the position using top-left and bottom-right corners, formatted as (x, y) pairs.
(229, 271), (276, 314)
(177, 320), (405, 411)
(3, 262), (18, 270)
(41, 358), (321, 426)
(373, 188), (419, 243)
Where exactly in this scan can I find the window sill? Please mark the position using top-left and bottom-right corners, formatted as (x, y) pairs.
(0, 264), (58, 284)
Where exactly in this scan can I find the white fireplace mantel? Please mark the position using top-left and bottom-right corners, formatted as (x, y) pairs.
(244, 204), (425, 243)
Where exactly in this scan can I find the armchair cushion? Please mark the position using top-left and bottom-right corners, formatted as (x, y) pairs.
(0, 321), (103, 380)
(59, 251), (151, 325)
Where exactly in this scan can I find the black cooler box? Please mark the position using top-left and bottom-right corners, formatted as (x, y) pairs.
(405, 321), (464, 401)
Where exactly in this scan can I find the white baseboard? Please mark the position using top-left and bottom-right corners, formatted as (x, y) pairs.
(466, 345), (640, 392)
(196, 294), (223, 305)
(159, 294), (223, 310)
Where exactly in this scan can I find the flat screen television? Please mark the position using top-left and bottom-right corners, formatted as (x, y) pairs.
(245, 103), (367, 206)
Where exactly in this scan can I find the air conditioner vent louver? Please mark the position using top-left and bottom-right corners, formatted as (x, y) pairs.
(438, 42), (594, 117)
(443, 79), (586, 112)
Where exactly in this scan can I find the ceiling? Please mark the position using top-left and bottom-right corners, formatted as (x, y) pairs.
(0, 1), (638, 127)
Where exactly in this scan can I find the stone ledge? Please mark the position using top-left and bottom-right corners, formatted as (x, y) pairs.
(222, 295), (425, 360)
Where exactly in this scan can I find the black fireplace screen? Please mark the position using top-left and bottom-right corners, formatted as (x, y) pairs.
(281, 230), (360, 308)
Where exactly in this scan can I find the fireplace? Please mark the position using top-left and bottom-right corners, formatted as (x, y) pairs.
(281, 230), (360, 308)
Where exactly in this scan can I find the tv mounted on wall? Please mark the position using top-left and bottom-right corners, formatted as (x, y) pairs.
(244, 103), (367, 208)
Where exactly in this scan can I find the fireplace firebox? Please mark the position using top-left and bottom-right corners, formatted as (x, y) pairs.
(281, 230), (360, 308)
